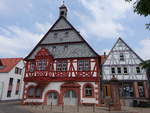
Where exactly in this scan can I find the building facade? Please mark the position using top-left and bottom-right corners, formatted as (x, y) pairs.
(102, 38), (149, 106)
(23, 5), (100, 105)
(0, 58), (25, 101)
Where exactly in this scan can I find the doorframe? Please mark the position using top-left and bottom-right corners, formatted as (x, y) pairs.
(44, 90), (60, 105)
(60, 82), (81, 105)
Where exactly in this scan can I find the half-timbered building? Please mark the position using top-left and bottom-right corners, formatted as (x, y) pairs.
(102, 38), (149, 106)
(23, 4), (100, 105)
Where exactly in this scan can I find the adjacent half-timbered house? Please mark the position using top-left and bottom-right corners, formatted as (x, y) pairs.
(102, 38), (149, 106)
(23, 4), (100, 105)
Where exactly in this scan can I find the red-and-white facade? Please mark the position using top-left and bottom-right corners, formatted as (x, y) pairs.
(23, 4), (100, 105)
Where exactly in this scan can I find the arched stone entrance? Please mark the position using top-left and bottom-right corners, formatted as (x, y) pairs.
(60, 82), (81, 105)
(64, 90), (77, 105)
(44, 90), (59, 105)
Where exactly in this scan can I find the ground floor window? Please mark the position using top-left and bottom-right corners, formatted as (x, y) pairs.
(83, 83), (94, 97)
(28, 87), (35, 98)
(7, 90), (11, 97)
(138, 82), (145, 97)
(35, 88), (42, 98)
(120, 83), (134, 98)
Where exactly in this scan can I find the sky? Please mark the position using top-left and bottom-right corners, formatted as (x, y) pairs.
(0, 0), (149, 60)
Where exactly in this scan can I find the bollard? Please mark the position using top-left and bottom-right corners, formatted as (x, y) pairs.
(42, 103), (44, 110)
(51, 102), (53, 111)
(77, 102), (79, 112)
(93, 103), (95, 112)
(62, 102), (64, 112)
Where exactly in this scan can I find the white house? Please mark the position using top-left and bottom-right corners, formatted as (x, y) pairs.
(0, 58), (25, 101)
(102, 38), (149, 106)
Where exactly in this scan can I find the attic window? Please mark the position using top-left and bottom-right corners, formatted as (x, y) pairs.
(54, 33), (58, 38)
(120, 53), (124, 61)
(65, 31), (69, 37)
(64, 45), (68, 51)
(52, 46), (56, 52)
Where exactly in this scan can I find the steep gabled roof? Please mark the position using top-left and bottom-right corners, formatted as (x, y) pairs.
(25, 16), (98, 60)
(0, 58), (23, 73)
(103, 37), (143, 65)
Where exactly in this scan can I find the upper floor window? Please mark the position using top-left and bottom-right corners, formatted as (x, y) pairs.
(56, 60), (67, 71)
(15, 67), (22, 75)
(37, 59), (47, 71)
(120, 53), (124, 61)
(111, 67), (115, 74)
(136, 67), (141, 74)
(78, 60), (90, 71)
(117, 67), (121, 74)
(123, 67), (128, 74)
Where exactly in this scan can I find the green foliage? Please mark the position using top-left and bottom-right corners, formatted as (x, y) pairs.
(125, 0), (150, 30)
(140, 60), (150, 74)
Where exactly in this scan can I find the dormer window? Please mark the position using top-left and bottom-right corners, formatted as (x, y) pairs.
(120, 53), (124, 61)
(35, 48), (53, 72)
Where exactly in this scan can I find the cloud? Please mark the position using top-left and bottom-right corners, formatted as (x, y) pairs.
(137, 38), (150, 60)
(76, 0), (132, 39)
(35, 22), (51, 33)
(0, 25), (43, 58)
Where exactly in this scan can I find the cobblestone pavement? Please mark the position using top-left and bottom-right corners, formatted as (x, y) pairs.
(0, 101), (150, 113)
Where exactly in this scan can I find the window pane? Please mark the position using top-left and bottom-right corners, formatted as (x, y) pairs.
(78, 60), (90, 71)
(136, 67), (141, 74)
(117, 67), (121, 74)
(36, 88), (41, 97)
(111, 67), (115, 74)
(37, 59), (47, 71)
(28, 87), (34, 97)
(124, 67), (128, 74)
(120, 53), (124, 61)
(85, 86), (92, 96)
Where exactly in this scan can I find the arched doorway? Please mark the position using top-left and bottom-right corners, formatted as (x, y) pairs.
(46, 91), (59, 105)
(63, 90), (77, 105)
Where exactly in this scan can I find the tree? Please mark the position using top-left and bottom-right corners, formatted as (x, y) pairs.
(125, 0), (150, 30)
(140, 60), (150, 94)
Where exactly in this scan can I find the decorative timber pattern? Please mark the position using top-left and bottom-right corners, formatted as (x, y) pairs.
(102, 38), (147, 81)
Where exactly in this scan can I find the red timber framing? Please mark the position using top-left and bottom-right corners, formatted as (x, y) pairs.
(24, 48), (100, 83)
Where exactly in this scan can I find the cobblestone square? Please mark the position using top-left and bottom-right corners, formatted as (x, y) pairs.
(1, 101), (150, 113)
